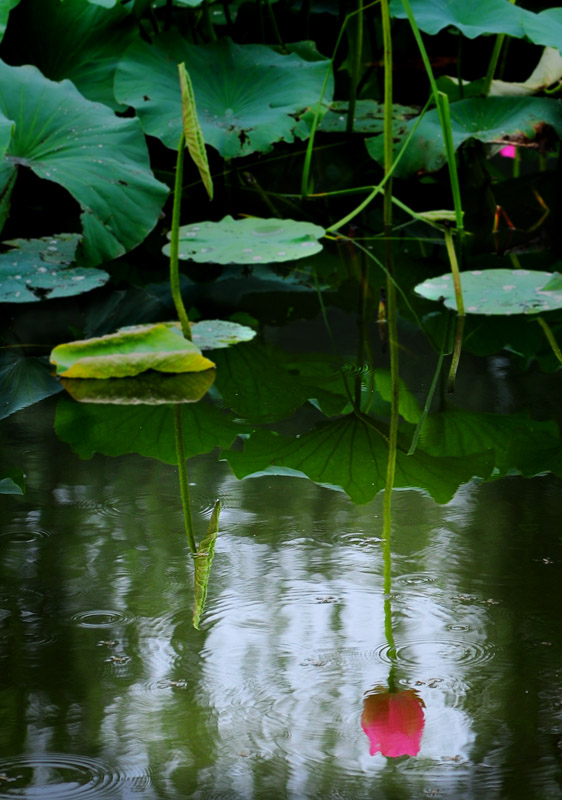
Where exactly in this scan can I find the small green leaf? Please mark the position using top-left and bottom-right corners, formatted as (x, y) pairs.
(50, 323), (215, 378)
(415, 269), (562, 315)
(0, 467), (25, 494)
(163, 216), (325, 264)
(178, 63), (213, 201)
(0, 353), (62, 420)
(193, 500), (220, 630)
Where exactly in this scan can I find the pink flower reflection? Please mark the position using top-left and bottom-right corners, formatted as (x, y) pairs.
(361, 687), (425, 757)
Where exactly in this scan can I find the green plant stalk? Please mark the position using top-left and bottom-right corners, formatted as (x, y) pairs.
(301, 0), (380, 197)
(265, 0), (286, 51)
(437, 92), (464, 239)
(447, 313), (465, 394)
(170, 133), (193, 341)
(346, 0), (364, 135)
(399, 0), (464, 239)
(483, 34), (505, 96)
(174, 405), (197, 555)
(407, 345), (445, 455)
(537, 316), (562, 366)
(444, 225), (465, 315)
(325, 96), (432, 233)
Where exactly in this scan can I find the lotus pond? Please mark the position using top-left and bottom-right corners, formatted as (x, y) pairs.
(2, 0), (562, 798)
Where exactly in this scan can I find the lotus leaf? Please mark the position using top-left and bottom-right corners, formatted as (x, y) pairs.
(0, 60), (169, 266)
(415, 269), (562, 315)
(163, 216), (325, 264)
(389, 0), (531, 39)
(0, 0), (20, 43)
(0, 353), (62, 420)
(224, 417), (493, 504)
(114, 32), (333, 157)
(0, 467), (25, 494)
(311, 100), (418, 134)
(55, 395), (249, 463)
(0, 234), (109, 303)
(50, 323), (215, 378)
(366, 97), (562, 178)
(4, 0), (136, 109)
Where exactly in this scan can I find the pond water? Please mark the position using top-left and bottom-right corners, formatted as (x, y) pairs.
(2, 299), (562, 799)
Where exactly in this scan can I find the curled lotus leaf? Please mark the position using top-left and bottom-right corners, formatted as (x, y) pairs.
(50, 323), (215, 379)
(162, 216), (325, 264)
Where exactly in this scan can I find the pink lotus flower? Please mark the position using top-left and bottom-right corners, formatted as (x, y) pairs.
(361, 687), (425, 757)
(500, 145), (516, 158)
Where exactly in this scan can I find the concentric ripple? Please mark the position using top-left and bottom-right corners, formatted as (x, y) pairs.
(374, 638), (496, 668)
(71, 610), (133, 629)
(0, 753), (149, 799)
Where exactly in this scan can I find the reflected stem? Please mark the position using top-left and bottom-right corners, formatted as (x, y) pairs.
(174, 405), (197, 555)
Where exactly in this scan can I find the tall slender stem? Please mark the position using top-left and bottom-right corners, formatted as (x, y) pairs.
(347, 0), (364, 135)
(170, 133), (192, 341)
(174, 405), (197, 555)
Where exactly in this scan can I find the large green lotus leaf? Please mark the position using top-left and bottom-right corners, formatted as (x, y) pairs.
(0, 0), (20, 43)
(366, 97), (562, 178)
(50, 323), (215, 378)
(114, 32), (333, 157)
(119, 319), (257, 350)
(0, 234), (109, 303)
(415, 269), (562, 315)
(6, 0), (136, 110)
(60, 369), (215, 405)
(389, 0), (531, 39)
(224, 417), (493, 504)
(55, 395), (248, 463)
(0, 353), (62, 420)
(0, 60), (168, 266)
(162, 216), (325, 264)
(415, 409), (559, 478)
(0, 467), (25, 495)
(523, 9), (562, 52)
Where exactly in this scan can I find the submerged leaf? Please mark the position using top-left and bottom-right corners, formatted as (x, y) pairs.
(163, 216), (325, 264)
(415, 269), (562, 315)
(0, 353), (63, 420)
(50, 323), (215, 378)
(178, 62), (213, 201)
(115, 32), (333, 157)
(193, 500), (220, 630)
(0, 234), (108, 303)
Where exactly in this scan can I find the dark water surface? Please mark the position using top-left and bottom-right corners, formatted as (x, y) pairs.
(1, 308), (562, 800)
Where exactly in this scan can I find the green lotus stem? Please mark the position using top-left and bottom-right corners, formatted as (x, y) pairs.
(537, 317), (562, 366)
(174, 405), (197, 555)
(265, 0), (286, 51)
(447, 312), (465, 394)
(170, 132), (193, 341)
(483, 34), (505, 96)
(444, 225), (465, 316)
(399, 0), (464, 240)
(346, 0), (364, 135)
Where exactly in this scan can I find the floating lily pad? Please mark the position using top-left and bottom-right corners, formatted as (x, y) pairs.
(310, 100), (418, 134)
(114, 32), (333, 158)
(60, 369), (216, 405)
(162, 216), (325, 264)
(0, 234), (108, 303)
(50, 323), (215, 378)
(118, 320), (257, 350)
(415, 269), (562, 315)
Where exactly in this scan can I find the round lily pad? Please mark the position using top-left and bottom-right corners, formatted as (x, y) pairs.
(415, 269), (562, 315)
(162, 216), (325, 264)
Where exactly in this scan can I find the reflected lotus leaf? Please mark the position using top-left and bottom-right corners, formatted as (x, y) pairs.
(362, 687), (425, 757)
(0, 467), (25, 495)
(193, 500), (220, 630)
(50, 323), (215, 379)
(60, 369), (216, 405)
(162, 216), (325, 265)
(55, 395), (249, 463)
(224, 416), (493, 504)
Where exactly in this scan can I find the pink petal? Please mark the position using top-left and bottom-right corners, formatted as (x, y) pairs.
(500, 145), (516, 159)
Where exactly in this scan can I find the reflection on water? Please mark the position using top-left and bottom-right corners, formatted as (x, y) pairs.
(2, 396), (562, 798)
